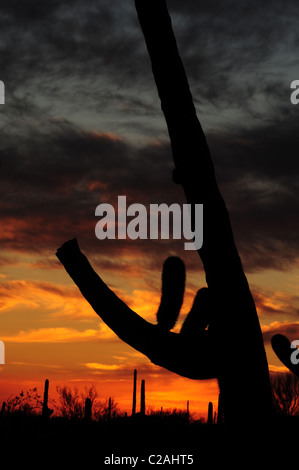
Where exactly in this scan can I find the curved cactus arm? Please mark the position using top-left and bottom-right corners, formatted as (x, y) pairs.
(271, 334), (299, 378)
(56, 238), (217, 380)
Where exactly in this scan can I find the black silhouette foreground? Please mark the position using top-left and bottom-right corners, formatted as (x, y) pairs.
(56, 0), (272, 426)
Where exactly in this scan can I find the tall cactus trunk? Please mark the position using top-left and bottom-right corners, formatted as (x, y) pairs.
(140, 379), (145, 416)
(186, 400), (190, 418)
(132, 369), (137, 416)
(134, 0), (272, 428)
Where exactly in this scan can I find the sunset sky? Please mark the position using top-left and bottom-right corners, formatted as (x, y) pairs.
(1, 0), (299, 418)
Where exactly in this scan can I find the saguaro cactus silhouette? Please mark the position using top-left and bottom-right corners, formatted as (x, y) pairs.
(208, 402), (213, 426)
(0, 402), (6, 419)
(84, 398), (92, 422)
(132, 369), (137, 416)
(108, 397), (112, 420)
(56, 0), (272, 425)
(42, 379), (53, 420)
(140, 379), (145, 416)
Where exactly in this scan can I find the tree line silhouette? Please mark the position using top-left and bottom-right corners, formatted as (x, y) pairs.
(1, 369), (298, 423)
(0, 370), (224, 422)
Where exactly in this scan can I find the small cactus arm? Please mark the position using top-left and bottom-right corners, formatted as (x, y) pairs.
(156, 256), (185, 331)
(271, 334), (299, 378)
(56, 0), (272, 424)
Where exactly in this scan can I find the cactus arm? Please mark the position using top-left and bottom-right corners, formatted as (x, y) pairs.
(56, 238), (217, 380)
(156, 256), (185, 331)
(140, 379), (146, 416)
(132, 369), (137, 416)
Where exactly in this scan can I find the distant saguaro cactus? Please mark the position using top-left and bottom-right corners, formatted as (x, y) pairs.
(108, 397), (112, 420)
(42, 379), (53, 420)
(132, 369), (137, 416)
(0, 402), (6, 419)
(208, 402), (213, 425)
(186, 400), (190, 418)
(140, 380), (145, 416)
(84, 398), (92, 422)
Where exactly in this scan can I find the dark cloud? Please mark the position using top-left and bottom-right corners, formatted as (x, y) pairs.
(1, 0), (297, 130)
(0, 0), (298, 276)
(0, 112), (299, 271)
(1, 112), (299, 275)
(207, 110), (299, 272)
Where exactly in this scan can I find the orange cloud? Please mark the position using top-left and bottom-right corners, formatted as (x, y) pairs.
(262, 320), (299, 344)
(0, 278), (98, 319)
(253, 289), (292, 316)
(116, 287), (196, 326)
(85, 363), (122, 371)
(1, 325), (117, 343)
